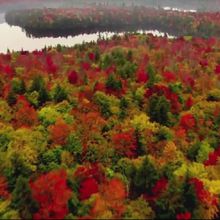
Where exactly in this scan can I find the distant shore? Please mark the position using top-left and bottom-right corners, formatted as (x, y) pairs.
(5, 7), (220, 38)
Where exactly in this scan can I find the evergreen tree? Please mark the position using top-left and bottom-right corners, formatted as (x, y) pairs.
(7, 89), (16, 106)
(53, 84), (68, 103)
(30, 76), (44, 93)
(106, 74), (122, 91)
(148, 95), (171, 126)
(11, 176), (38, 219)
(38, 86), (50, 106)
(12, 79), (26, 94)
(147, 64), (157, 88)
(131, 157), (159, 198)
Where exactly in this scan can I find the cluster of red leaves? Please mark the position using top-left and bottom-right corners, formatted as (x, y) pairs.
(215, 64), (220, 74)
(81, 62), (90, 71)
(79, 177), (99, 200)
(189, 178), (218, 206)
(144, 178), (168, 202)
(88, 52), (95, 61)
(30, 170), (72, 220)
(102, 178), (127, 201)
(112, 129), (137, 158)
(68, 70), (78, 84)
(90, 178), (127, 218)
(152, 178), (168, 196)
(175, 127), (187, 139)
(74, 163), (102, 180)
(0, 176), (10, 200)
(182, 74), (195, 89)
(49, 119), (71, 146)
(94, 81), (106, 93)
(204, 147), (220, 166)
(3, 65), (14, 78)
(179, 113), (196, 130)
(136, 70), (149, 83)
(162, 71), (176, 83)
(46, 55), (57, 75)
(185, 95), (194, 109)
(176, 212), (191, 220)
(15, 96), (38, 128)
(74, 163), (104, 201)
(199, 59), (208, 68)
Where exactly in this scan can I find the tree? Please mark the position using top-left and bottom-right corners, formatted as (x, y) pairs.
(12, 176), (38, 219)
(148, 95), (171, 126)
(112, 130), (137, 158)
(15, 101), (38, 127)
(29, 76), (49, 106)
(7, 89), (16, 106)
(11, 78), (26, 95)
(79, 177), (99, 201)
(38, 86), (50, 106)
(179, 113), (195, 130)
(29, 76), (44, 93)
(105, 74), (122, 91)
(53, 85), (68, 103)
(30, 170), (72, 220)
(49, 118), (71, 146)
(147, 64), (157, 88)
(68, 70), (78, 84)
(131, 157), (159, 197)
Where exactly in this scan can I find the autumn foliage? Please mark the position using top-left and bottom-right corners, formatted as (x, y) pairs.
(49, 118), (71, 146)
(0, 30), (220, 219)
(14, 96), (38, 127)
(0, 176), (10, 200)
(30, 170), (72, 219)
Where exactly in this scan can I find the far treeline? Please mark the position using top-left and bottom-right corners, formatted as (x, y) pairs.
(1, 0), (220, 12)
(5, 7), (220, 38)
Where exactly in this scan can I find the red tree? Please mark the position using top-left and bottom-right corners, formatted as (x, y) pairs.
(112, 130), (137, 158)
(79, 177), (99, 200)
(180, 113), (195, 130)
(176, 212), (191, 220)
(30, 170), (72, 220)
(15, 96), (38, 127)
(49, 119), (71, 146)
(68, 70), (78, 84)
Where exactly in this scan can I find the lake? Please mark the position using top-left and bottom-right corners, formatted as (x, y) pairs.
(0, 13), (175, 54)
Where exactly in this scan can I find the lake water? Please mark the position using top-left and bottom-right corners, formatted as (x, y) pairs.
(0, 13), (175, 54)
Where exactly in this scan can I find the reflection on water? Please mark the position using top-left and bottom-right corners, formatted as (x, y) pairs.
(0, 22), (175, 54)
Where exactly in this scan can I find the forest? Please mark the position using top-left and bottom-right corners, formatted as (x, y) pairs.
(0, 32), (220, 219)
(1, 1), (220, 220)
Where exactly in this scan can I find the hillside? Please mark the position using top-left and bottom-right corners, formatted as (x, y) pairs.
(0, 33), (220, 219)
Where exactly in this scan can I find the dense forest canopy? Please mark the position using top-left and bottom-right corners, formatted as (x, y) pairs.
(1, 1), (220, 220)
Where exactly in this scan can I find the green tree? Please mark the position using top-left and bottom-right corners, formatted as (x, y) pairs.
(148, 95), (171, 126)
(131, 157), (159, 198)
(7, 89), (16, 106)
(29, 75), (44, 93)
(147, 64), (157, 88)
(106, 74), (122, 91)
(11, 78), (26, 94)
(38, 86), (50, 106)
(53, 85), (68, 103)
(11, 176), (38, 219)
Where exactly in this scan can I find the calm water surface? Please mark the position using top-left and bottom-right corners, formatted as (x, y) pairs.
(0, 13), (175, 54)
